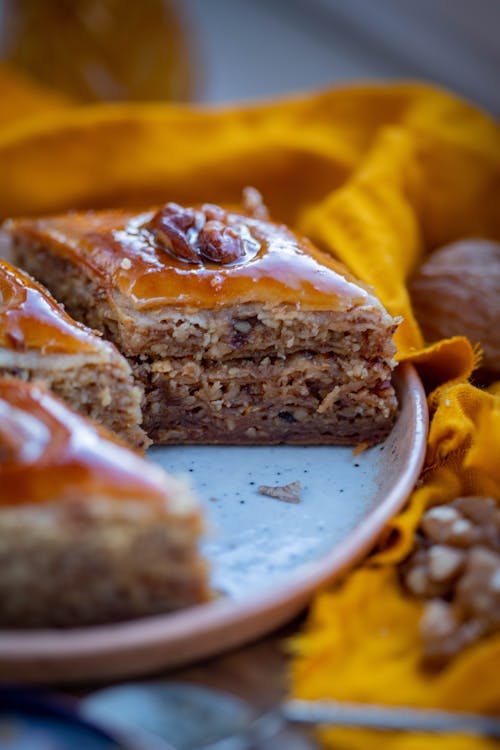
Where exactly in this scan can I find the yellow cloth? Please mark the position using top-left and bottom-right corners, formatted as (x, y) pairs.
(0, 65), (72, 127)
(0, 65), (499, 748)
(0, 69), (498, 378)
(291, 570), (500, 750)
(291, 383), (500, 750)
(374, 382), (500, 566)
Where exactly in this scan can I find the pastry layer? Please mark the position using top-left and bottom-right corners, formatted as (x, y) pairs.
(0, 496), (207, 628)
(5, 206), (375, 312)
(8, 236), (393, 360)
(0, 356), (146, 450)
(0, 259), (147, 449)
(0, 378), (208, 627)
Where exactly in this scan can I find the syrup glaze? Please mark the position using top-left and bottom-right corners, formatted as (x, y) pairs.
(0, 260), (101, 354)
(9, 204), (374, 312)
(0, 379), (171, 507)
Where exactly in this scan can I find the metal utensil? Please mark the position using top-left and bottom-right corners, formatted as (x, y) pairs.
(81, 681), (500, 749)
(284, 699), (500, 737)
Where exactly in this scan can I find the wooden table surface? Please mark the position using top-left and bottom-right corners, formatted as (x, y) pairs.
(168, 616), (318, 750)
(75, 615), (319, 750)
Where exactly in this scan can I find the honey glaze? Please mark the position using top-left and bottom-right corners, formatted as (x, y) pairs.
(0, 260), (101, 354)
(0, 379), (171, 507)
(10, 200), (374, 312)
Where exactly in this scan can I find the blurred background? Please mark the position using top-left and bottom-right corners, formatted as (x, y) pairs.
(0, 0), (498, 114)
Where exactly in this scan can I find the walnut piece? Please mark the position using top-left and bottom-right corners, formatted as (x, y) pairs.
(242, 186), (269, 220)
(410, 239), (500, 376)
(420, 505), (480, 547)
(258, 480), (302, 504)
(401, 495), (500, 666)
(427, 545), (465, 582)
(146, 200), (260, 266)
(198, 220), (246, 263)
(146, 203), (201, 263)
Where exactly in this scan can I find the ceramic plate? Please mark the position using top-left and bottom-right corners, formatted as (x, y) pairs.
(0, 363), (427, 683)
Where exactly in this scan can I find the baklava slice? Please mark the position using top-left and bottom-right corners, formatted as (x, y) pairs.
(0, 378), (208, 628)
(6, 191), (399, 445)
(0, 259), (147, 449)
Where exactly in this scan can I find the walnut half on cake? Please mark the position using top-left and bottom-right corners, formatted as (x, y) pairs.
(6, 191), (399, 445)
(0, 378), (208, 628)
(0, 259), (148, 449)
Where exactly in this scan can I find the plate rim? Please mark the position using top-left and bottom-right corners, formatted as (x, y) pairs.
(0, 362), (428, 682)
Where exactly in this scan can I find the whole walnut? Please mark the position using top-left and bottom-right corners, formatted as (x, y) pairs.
(410, 239), (500, 376)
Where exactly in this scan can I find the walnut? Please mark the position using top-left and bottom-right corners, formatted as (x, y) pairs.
(146, 201), (258, 266)
(427, 545), (466, 582)
(258, 480), (302, 504)
(454, 496), (500, 527)
(146, 203), (202, 263)
(457, 547), (500, 622)
(420, 599), (458, 640)
(420, 505), (480, 547)
(198, 220), (246, 263)
(200, 203), (226, 222)
(420, 546), (500, 666)
(401, 496), (500, 665)
(242, 186), (269, 220)
(420, 600), (484, 664)
(410, 239), (500, 375)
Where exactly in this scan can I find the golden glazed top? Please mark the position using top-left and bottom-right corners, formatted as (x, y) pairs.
(8, 194), (375, 312)
(0, 259), (102, 354)
(0, 378), (175, 507)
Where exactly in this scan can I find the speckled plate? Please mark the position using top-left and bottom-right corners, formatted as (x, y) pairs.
(0, 362), (427, 684)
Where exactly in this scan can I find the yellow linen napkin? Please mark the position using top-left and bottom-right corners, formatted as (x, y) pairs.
(0, 64), (498, 380)
(0, 65), (499, 747)
(0, 65), (72, 127)
(291, 382), (500, 749)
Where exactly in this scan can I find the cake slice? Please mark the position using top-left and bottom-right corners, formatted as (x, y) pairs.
(6, 190), (399, 445)
(0, 377), (208, 628)
(0, 259), (148, 449)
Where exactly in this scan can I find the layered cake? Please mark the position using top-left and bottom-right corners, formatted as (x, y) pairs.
(0, 259), (147, 449)
(6, 191), (399, 445)
(0, 378), (208, 627)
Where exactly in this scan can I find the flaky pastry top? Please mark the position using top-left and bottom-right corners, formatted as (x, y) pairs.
(0, 378), (180, 507)
(0, 259), (103, 354)
(7, 193), (378, 313)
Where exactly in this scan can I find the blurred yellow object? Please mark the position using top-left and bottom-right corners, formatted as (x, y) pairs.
(0, 76), (497, 383)
(0, 64), (72, 125)
(0, 0), (196, 102)
(0, 68), (499, 749)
